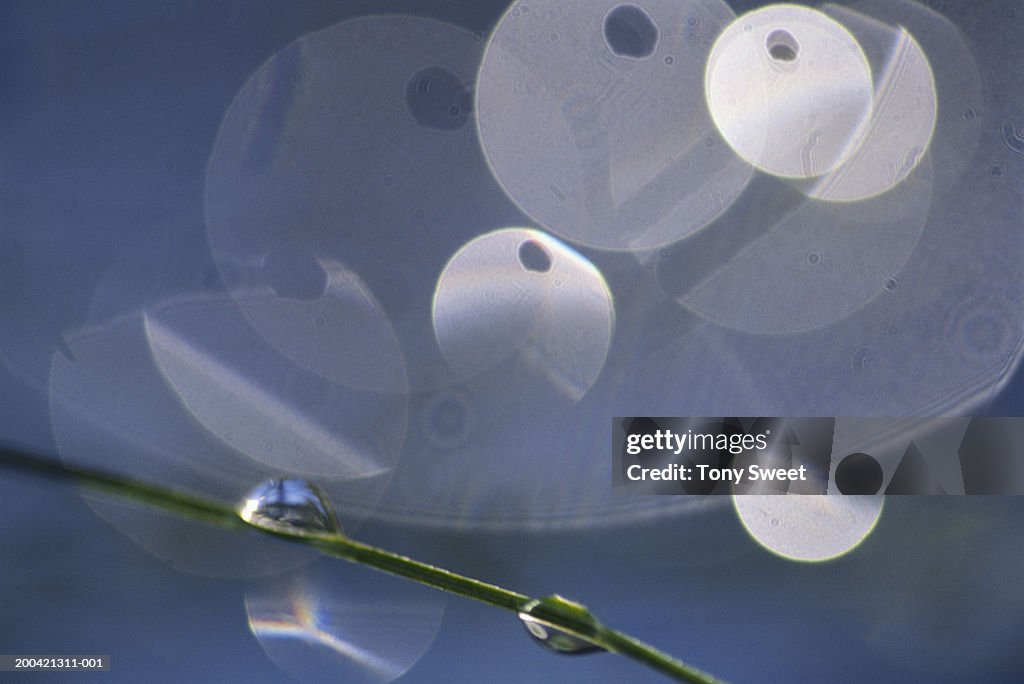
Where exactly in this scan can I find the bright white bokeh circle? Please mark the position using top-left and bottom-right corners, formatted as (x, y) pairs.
(705, 4), (874, 179)
(734, 495), (883, 562)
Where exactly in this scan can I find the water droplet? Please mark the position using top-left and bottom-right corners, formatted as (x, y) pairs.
(807, 251), (821, 265)
(822, 330), (836, 344)
(990, 163), (1005, 178)
(603, 4), (660, 60)
(961, 107), (977, 121)
(769, 517), (781, 527)
(663, 55), (675, 65)
(518, 597), (604, 655)
(238, 479), (342, 535)
(882, 276), (899, 293)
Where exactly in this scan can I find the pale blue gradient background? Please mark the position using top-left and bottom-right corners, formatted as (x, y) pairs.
(1, 1), (1022, 682)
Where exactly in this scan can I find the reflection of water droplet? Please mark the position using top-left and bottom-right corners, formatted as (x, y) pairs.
(603, 4), (660, 60)
(247, 560), (444, 684)
(520, 616), (603, 655)
(238, 479), (343, 535)
(518, 597), (604, 655)
(765, 29), (799, 62)
(405, 66), (472, 132)
(517, 239), (553, 273)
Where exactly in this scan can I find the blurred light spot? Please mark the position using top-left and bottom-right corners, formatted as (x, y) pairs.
(432, 228), (613, 400)
(477, 0), (752, 250)
(706, 5), (874, 179)
(733, 495), (883, 562)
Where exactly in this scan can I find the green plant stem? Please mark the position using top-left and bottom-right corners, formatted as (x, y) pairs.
(1, 444), (726, 684)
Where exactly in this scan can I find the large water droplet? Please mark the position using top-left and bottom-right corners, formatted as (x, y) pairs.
(517, 597), (605, 655)
(238, 479), (343, 535)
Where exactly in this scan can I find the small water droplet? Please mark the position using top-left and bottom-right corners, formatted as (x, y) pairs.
(822, 330), (835, 344)
(664, 55), (675, 65)
(990, 163), (1005, 178)
(769, 517), (781, 527)
(518, 597), (604, 655)
(807, 251), (821, 265)
(961, 107), (977, 122)
(883, 276), (899, 293)
(238, 479), (342, 535)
